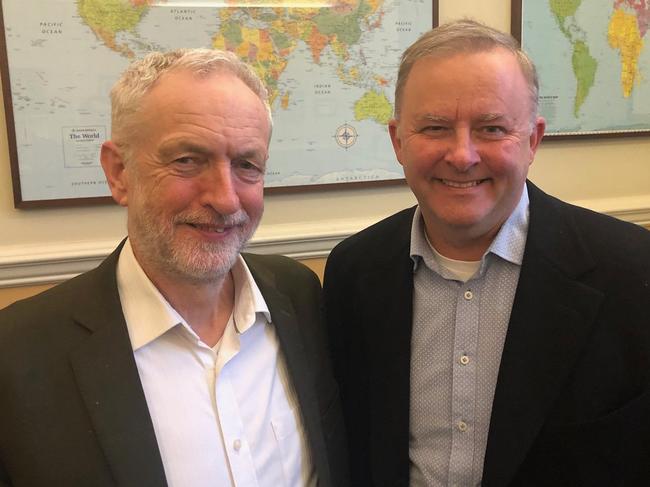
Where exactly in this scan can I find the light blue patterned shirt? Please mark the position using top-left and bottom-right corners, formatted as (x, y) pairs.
(409, 186), (530, 487)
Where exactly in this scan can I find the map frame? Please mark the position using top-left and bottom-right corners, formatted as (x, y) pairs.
(511, 0), (650, 140)
(1, 1), (439, 209)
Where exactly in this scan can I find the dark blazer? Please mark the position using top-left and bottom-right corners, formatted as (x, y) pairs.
(324, 181), (650, 487)
(0, 244), (348, 487)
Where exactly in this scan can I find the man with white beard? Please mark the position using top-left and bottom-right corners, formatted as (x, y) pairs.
(0, 49), (347, 487)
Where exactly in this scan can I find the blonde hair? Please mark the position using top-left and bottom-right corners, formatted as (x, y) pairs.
(110, 48), (272, 159)
(394, 19), (539, 123)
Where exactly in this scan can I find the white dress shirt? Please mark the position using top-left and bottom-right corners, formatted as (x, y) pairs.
(116, 240), (315, 487)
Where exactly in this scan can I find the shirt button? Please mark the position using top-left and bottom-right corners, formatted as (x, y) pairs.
(458, 421), (468, 432)
(464, 290), (473, 300)
(459, 355), (470, 365)
(233, 439), (241, 451)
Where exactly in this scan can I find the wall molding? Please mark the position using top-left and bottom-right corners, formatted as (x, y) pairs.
(0, 226), (356, 288)
(2, 203), (650, 289)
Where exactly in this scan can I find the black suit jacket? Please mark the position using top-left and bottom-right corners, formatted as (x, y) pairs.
(324, 181), (650, 486)
(0, 245), (348, 487)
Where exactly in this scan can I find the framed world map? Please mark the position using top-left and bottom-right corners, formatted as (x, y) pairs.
(512, 0), (650, 138)
(1, 0), (437, 208)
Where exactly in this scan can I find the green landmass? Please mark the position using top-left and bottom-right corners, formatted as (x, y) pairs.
(549, 0), (582, 21)
(222, 21), (243, 45)
(258, 60), (279, 91)
(259, 12), (278, 23)
(354, 90), (392, 124)
(77, 0), (147, 35)
(571, 40), (598, 116)
(549, 0), (582, 38)
(313, 0), (372, 45)
(547, 0), (596, 117)
(270, 29), (291, 50)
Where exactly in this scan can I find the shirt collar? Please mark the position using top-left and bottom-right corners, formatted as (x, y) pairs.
(410, 185), (530, 272)
(487, 184), (529, 266)
(231, 254), (271, 333)
(116, 239), (270, 351)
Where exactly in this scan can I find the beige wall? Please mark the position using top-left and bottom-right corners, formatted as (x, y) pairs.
(2, 0), (649, 304)
(0, 283), (55, 310)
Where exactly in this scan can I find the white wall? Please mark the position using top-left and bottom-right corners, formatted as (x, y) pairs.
(1, 0), (649, 287)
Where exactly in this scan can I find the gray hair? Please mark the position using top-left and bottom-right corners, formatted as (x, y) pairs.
(394, 19), (539, 123)
(110, 48), (272, 159)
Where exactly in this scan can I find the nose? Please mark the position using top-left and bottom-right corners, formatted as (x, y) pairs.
(444, 128), (480, 172)
(198, 162), (241, 216)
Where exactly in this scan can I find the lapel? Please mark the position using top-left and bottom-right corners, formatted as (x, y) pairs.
(68, 243), (167, 487)
(482, 182), (604, 487)
(243, 254), (333, 486)
(357, 210), (415, 485)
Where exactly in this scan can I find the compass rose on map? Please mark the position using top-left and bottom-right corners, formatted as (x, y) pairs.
(334, 124), (358, 149)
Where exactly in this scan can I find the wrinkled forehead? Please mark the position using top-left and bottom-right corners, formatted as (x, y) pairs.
(147, 67), (272, 132)
(397, 46), (533, 105)
(402, 49), (534, 116)
(141, 70), (264, 119)
(411, 47), (524, 79)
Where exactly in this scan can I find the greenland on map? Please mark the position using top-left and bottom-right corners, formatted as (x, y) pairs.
(519, 0), (650, 136)
(0, 0), (432, 204)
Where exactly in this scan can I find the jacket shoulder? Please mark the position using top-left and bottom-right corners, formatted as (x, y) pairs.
(0, 256), (118, 352)
(546, 192), (650, 261)
(243, 252), (320, 285)
(528, 185), (650, 300)
(1, 270), (95, 325)
(328, 207), (415, 265)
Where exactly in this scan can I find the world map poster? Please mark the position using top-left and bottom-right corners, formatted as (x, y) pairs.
(0, 0), (434, 206)
(516, 0), (650, 137)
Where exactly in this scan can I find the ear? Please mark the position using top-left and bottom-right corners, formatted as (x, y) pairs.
(527, 116), (546, 165)
(388, 118), (404, 166)
(100, 141), (129, 207)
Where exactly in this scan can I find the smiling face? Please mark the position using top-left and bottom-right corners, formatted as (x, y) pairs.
(102, 69), (271, 284)
(389, 48), (545, 259)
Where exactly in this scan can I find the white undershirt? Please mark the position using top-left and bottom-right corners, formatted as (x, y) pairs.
(428, 243), (481, 283)
(116, 240), (315, 487)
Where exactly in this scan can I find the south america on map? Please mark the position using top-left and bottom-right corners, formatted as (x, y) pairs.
(1, 0), (432, 201)
(522, 0), (650, 135)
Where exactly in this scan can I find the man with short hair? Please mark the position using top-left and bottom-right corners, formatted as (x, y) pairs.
(324, 20), (650, 486)
(0, 49), (347, 487)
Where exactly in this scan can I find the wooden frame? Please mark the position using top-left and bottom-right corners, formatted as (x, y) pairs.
(1, 1), (439, 208)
